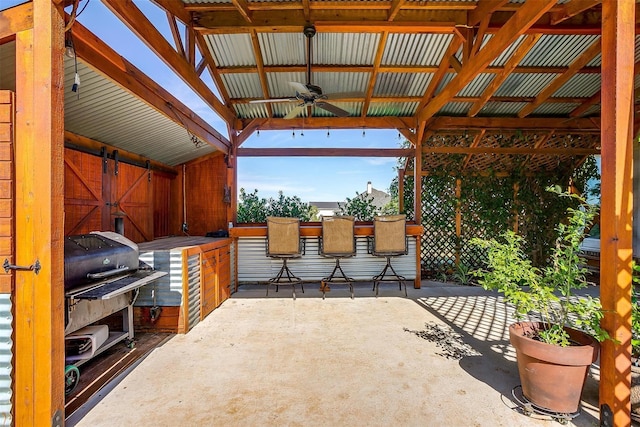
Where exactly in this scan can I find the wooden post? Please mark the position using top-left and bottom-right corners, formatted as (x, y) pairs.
(599, 1), (635, 425)
(14, 2), (65, 424)
(398, 168), (405, 214)
(455, 178), (461, 266)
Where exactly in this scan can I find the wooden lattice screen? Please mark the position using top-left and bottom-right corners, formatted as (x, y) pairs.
(404, 131), (600, 277)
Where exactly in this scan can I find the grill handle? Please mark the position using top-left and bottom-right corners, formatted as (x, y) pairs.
(86, 265), (130, 280)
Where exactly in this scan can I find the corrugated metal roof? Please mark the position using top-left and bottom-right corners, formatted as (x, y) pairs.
(531, 103), (581, 116)
(367, 102), (418, 117)
(494, 73), (558, 97)
(315, 33), (379, 65)
(205, 33), (255, 67)
(266, 72), (306, 97)
(65, 59), (217, 165)
(259, 33), (305, 66)
(382, 33), (453, 67)
(439, 102), (472, 116)
(490, 35), (527, 66)
(519, 35), (601, 67)
(457, 73), (495, 97)
(552, 74), (601, 98)
(221, 73), (264, 99)
(478, 102), (528, 117)
(234, 103), (269, 119)
(374, 73), (432, 97)
(313, 72), (370, 94)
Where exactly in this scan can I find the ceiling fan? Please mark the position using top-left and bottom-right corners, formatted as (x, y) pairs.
(249, 25), (360, 119)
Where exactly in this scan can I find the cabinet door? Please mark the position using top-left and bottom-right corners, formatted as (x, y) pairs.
(217, 246), (231, 305)
(200, 249), (218, 319)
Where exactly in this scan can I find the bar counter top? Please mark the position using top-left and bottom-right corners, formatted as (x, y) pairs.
(229, 222), (423, 238)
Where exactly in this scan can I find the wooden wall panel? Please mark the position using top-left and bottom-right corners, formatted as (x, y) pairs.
(153, 172), (171, 238)
(184, 154), (227, 236)
(0, 91), (14, 294)
(113, 162), (152, 243)
(64, 148), (105, 235)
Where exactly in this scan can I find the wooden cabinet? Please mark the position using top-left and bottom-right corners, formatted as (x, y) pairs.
(200, 245), (231, 320)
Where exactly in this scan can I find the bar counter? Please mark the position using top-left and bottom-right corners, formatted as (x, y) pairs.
(230, 222), (424, 289)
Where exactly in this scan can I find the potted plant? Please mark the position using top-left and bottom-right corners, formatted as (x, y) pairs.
(472, 188), (610, 415)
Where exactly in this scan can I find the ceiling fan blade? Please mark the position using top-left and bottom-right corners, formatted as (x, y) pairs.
(315, 101), (350, 117)
(249, 98), (296, 104)
(284, 104), (306, 119)
(325, 91), (365, 100)
(289, 81), (311, 95)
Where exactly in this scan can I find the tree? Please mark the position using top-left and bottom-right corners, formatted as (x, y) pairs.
(339, 193), (378, 221)
(237, 189), (314, 222)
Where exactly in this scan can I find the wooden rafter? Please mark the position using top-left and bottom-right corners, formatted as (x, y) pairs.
(468, 34), (541, 117)
(217, 64), (602, 75)
(186, 25), (196, 66)
(518, 37), (601, 118)
(166, 11), (186, 59)
(250, 30), (273, 118)
(416, 0), (557, 124)
(231, 0), (253, 24)
(421, 146), (599, 155)
(417, 35), (464, 112)
(387, 0), (406, 22)
(461, 129), (485, 170)
(72, 21), (230, 152)
(550, 0), (603, 25)
(194, 32), (233, 105)
(301, 0), (310, 22)
(468, 14), (491, 59)
(102, 0), (236, 126)
(468, 0), (509, 27)
(152, 0), (191, 24)
(362, 31), (388, 118)
(0, 2), (33, 40)
(571, 61), (640, 118)
(430, 116), (599, 131)
(237, 118), (268, 147)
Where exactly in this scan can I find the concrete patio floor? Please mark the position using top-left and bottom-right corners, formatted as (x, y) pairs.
(69, 281), (601, 427)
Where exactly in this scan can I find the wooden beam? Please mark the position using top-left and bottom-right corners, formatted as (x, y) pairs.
(599, 1), (635, 425)
(550, 0), (603, 25)
(387, 0), (406, 21)
(468, 34), (541, 117)
(362, 31), (388, 118)
(417, 35), (464, 112)
(64, 131), (178, 175)
(236, 118), (268, 147)
(468, 0), (509, 27)
(231, 0), (254, 23)
(237, 148), (414, 157)
(102, 0), (236, 126)
(166, 11), (186, 60)
(71, 21), (230, 152)
(152, 0), (191, 25)
(14, 2), (65, 424)
(0, 2), (33, 40)
(518, 37), (601, 118)
(250, 30), (273, 118)
(239, 116), (416, 130)
(421, 146), (599, 155)
(416, 0), (557, 123)
(430, 116), (600, 131)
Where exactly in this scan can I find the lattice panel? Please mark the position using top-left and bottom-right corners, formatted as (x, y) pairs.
(418, 175), (457, 275)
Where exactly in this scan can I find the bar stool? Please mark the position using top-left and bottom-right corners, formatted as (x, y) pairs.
(369, 214), (408, 297)
(266, 217), (304, 299)
(319, 216), (356, 299)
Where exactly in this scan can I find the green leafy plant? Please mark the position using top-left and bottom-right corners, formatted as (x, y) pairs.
(339, 192), (379, 221)
(451, 263), (475, 286)
(237, 189), (314, 222)
(471, 187), (610, 347)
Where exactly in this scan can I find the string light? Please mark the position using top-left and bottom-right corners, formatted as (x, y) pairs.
(256, 130), (260, 137)
(362, 128), (366, 138)
(398, 132), (402, 140)
(327, 128), (330, 138)
(292, 130), (295, 139)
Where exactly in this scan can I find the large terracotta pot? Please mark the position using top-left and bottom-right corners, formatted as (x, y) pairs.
(509, 321), (599, 414)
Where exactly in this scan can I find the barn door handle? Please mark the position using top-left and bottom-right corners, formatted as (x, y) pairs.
(3, 258), (41, 275)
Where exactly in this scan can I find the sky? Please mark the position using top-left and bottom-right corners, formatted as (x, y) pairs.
(2, 0), (405, 203)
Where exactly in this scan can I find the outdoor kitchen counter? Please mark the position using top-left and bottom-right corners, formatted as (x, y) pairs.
(230, 222), (423, 289)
